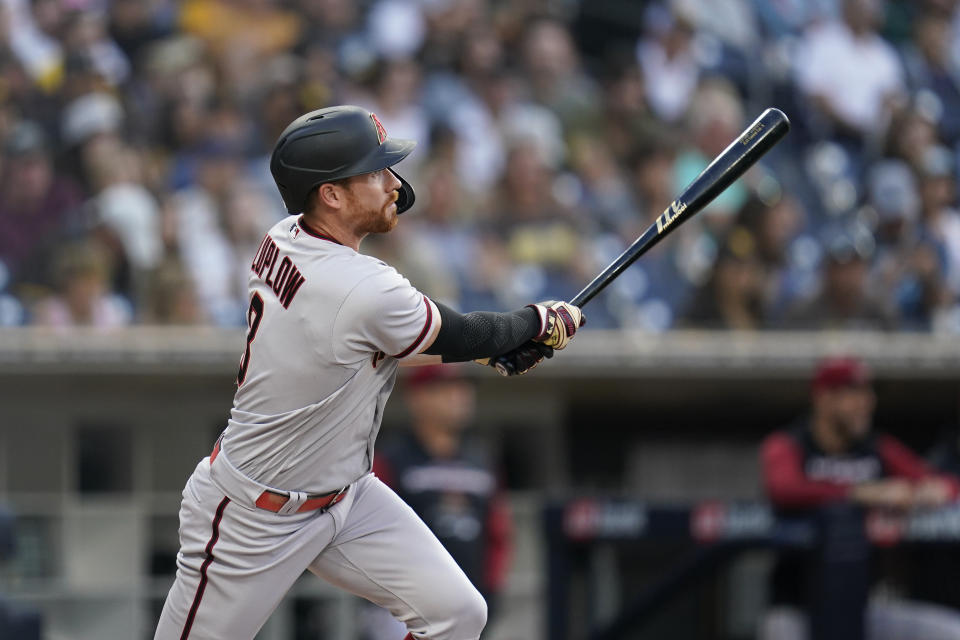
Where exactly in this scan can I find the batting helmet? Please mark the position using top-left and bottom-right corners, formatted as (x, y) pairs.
(270, 105), (417, 215)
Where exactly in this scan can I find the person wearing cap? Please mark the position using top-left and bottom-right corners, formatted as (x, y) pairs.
(0, 121), (83, 292)
(154, 106), (583, 640)
(758, 357), (960, 640)
(366, 364), (511, 639)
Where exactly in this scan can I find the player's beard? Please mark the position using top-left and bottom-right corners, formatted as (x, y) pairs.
(347, 190), (399, 235)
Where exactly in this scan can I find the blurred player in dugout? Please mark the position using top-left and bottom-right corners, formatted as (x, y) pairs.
(759, 357), (960, 640)
(366, 364), (511, 640)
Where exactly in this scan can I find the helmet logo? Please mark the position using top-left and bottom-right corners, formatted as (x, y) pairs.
(370, 113), (387, 144)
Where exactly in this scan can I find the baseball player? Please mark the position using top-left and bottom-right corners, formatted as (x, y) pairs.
(154, 105), (584, 640)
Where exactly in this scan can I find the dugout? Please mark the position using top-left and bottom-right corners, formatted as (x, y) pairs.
(1, 328), (959, 638)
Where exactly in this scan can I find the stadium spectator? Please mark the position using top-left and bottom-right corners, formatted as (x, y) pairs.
(865, 160), (954, 330)
(759, 356), (960, 640)
(567, 132), (636, 235)
(901, 11), (960, 145)
(166, 137), (272, 326)
(32, 238), (132, 328)
(370, 364), (512, 639)
(681, 226), (766, 329)
(784, 235), (896, 330)
(735, 192), (812, 320)
(883, 103), (941, 173)
(0, 120), (83, 293)
(386, 157), (482, 307)
(487, 140), (584, 305)
(795, 0), (906, 148)
(673, 78), (748, 233)
(521, 17), (601, 133)
(0, 0), (957, 333)
(178, 0), (300, 98)
(636, 5), (701, 124)
(597, 59), (660, 165)
(627, 136), (677, 233)
(84, 136), (163, 298)
(142, 256), (204, 325)
(915, 145), (960, 299)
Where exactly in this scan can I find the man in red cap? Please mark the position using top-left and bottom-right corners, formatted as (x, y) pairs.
(367, 364), (512, 640)
(758, 356), (960, 640)
(762, 356), (956, 513)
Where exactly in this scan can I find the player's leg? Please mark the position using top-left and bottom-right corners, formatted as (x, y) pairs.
(309, 473), (487, 640)
(866, 597), (960, 640)
(361, 602), (409, 640)
(756, 605), (808, 640)
(154, 459), (341, 640)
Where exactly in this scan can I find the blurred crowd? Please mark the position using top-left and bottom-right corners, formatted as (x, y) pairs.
(3, 0), (960, 331)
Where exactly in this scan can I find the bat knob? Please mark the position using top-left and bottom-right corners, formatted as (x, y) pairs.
(494, 361), (510, 377)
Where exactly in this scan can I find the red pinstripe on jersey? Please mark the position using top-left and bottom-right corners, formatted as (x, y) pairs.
(392, 296), (433, 358)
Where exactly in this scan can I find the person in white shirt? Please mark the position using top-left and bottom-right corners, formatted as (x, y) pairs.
(795, 0), (905, 139)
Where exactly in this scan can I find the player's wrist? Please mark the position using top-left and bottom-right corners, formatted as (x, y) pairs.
(526, 303), (550, 340)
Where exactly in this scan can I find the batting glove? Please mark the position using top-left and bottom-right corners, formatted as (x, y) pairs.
(478, 341), (554, 376)
(528, 300), (585, 351)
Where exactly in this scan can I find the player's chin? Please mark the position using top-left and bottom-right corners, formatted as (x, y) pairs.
(384, 202), (399, 223)
(371, 205), (399, 233)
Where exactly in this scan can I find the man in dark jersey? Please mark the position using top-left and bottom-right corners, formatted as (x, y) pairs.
(370, 365), (511, 639)
(758, 356), (960, 640)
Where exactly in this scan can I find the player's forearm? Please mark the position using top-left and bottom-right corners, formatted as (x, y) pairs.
(423, 301), (541, 363)
(399, 353), (444, 367)
(765, 477), (851, 509)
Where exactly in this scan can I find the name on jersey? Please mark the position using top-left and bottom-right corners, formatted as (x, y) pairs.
(251, 234), (306, 309)
(805, 455), (881, 484)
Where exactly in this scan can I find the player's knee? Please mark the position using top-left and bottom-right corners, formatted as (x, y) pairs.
(425, 580), (486, 640)
(450, 585), (487, 639)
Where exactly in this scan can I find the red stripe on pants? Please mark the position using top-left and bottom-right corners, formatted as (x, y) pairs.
(180, 496), (231, 639)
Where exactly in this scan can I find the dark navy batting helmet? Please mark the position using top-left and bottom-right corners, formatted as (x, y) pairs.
(270, 105), (417, 214)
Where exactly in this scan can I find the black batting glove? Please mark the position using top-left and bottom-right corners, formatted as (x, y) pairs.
(481, 341), (554, 377)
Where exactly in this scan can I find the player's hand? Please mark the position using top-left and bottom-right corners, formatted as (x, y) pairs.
(476, 341), (554, 376)
(850, 479), (915, 511)
(528, 301), (585, 350)
(913, 478), (954, 509)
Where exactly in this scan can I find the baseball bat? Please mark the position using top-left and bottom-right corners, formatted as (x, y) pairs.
(494, 107), (790, 375)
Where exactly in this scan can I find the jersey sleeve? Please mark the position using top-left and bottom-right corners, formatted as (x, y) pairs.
(878, 435), (960, 498)
(761, 432), (851, 509)
(333, 267), (438, 362)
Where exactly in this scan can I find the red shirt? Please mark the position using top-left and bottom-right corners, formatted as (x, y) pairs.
(761, 425), (960, 509)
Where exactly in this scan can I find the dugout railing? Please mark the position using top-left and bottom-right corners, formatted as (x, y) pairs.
(544, 499), (960, 640)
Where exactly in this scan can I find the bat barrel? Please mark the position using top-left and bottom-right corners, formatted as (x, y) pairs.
(494, 108), (790, 375)
(680, 108), (790, 217)
(572, 108), (790, 308)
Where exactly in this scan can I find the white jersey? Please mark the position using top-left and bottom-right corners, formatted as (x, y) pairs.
(221, 215), (439, 493)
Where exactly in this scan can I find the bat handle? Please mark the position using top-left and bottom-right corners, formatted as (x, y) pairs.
(492, 287), (594, 376)
(569, 288), (594, 308)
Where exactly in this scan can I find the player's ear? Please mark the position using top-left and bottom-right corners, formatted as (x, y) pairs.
(316, 183), (343, 210)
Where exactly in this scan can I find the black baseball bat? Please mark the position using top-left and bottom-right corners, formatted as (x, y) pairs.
(495, 107), (790, 375)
